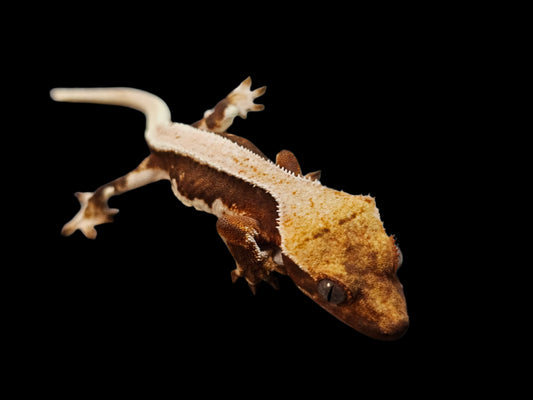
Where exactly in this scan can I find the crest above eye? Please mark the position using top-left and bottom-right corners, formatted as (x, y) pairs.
(317, 279), (347, 305)
(396, 246), (403, 271)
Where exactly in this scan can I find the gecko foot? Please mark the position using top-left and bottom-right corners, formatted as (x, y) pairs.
(230, 264), (280, 294)
(61, 192), (119, 239)
(228, 77), (267, 119)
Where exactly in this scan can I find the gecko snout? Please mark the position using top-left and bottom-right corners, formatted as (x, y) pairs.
(373, 315), (409, 341)
(355, 286), (409, 341)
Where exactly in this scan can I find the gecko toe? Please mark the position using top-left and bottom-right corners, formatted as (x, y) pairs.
(247, 282), (258, 295)
(231, 269), (241, 284)
(240, 76), (253, 89)
(253, 86), (267, 98)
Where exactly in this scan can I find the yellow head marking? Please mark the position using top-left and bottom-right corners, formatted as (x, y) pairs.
(279, 186), (408, 340)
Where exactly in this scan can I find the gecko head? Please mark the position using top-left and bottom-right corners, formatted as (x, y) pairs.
(284, 249), (408, 341)
(280, 192), (408, 340)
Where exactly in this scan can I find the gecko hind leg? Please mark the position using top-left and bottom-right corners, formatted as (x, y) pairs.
(193, 76), (267, 134)
(61, 155), (169, 239)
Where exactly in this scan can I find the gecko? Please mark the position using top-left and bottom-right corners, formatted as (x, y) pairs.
(52, 77), (408, 340)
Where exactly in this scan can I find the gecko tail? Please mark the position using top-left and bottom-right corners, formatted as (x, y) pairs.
(50, 87), (172, 132)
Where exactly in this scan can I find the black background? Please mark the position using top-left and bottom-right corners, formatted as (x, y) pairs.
(8, 7), (520, 397)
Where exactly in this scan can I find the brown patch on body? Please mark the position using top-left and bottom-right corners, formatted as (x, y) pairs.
(151, 149), (281, 246)
(339, 213), (357, 225)
(312, 227), (331, 239)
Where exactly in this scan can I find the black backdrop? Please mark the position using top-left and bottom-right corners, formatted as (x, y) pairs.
(9, 14), (510, 395)
(26, 68), (457, 383)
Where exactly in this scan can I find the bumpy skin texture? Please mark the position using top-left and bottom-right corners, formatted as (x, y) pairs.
(53, 78), (408, 340)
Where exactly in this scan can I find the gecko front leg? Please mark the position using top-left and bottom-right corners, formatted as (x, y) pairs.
(62, 155), (168, 239)
(216, 213), (280, 294)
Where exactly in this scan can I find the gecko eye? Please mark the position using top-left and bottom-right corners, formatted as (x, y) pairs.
(317, 280), (347, 305)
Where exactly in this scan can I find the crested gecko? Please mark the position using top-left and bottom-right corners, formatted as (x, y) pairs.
(52, 77), (408, 340)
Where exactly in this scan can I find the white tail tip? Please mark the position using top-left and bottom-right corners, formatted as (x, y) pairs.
(50, 88), (67, 101)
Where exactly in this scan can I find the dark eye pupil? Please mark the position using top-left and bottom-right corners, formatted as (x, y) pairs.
(317, 280), (346, 305)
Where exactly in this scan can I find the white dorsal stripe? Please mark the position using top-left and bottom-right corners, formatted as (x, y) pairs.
(147, 122), (321, 204)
